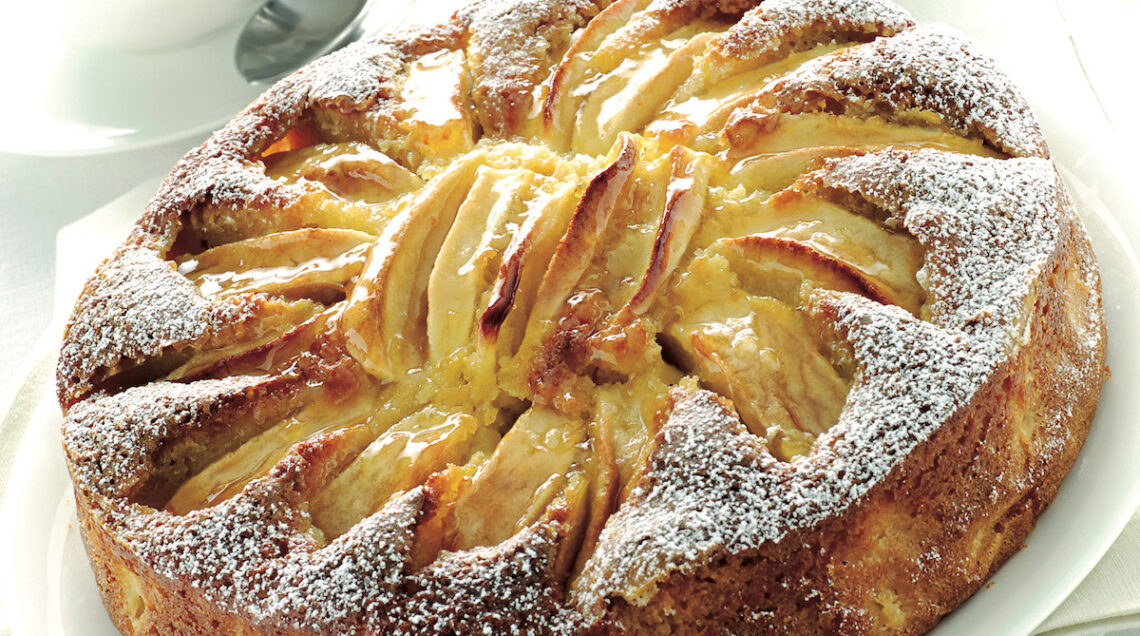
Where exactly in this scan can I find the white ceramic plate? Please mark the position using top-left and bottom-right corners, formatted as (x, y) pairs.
(0, 0), (424, 158)
(905, 0), (1140, 629)
(0, 0), (414, 157)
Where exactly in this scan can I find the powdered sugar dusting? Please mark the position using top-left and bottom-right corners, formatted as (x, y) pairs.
(56, 248), (261, 407)
(131, 34), (431, 249)
(815, 296), (1002, 509)
(62, 375), (303, 498)
(111, 465), (420, 630)
(642, 0), (762, 17)
(459, 0), (602, 135)
(399, 523), (580, 635)
(246, 488), (423, 631)
(810, 149), (1062, 336)
(713, 0), (913, 64)
(573, 147), (1076, 615)
(730, 24), (1049, 158)
(110, 472), (582, 634)
(117, 474), (309, 589)
(58, 30), (464, 407)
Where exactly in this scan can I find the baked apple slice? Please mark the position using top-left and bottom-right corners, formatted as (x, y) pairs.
(426, 167), (536, 364)
(451, 406), (588, 550)
(93, 291), (325, 398)
(165, 377), (382, 515)
(716, 27), (1042, 160)
(649, 0), (913, 149)
(566, 373), (677, 579)
(309, 45), (476, 170)
(163, 305), (336, 381)
(394, 48), (477, 165)
(188, 186), (394, 246)
(716, 145), (862, 193)
(411, 405), (589, 571)
(477, 180), (580, 356)
(544, 0), (729, 153)
(341, 159), (477, 381)
(575, 31), (720, 155)
(189, 145), (416, 248)
(263, 141), (424, 205)
(520, 136), (639, 345)
(588, 368), (677, 499)
(585, 146), (710, 376)
(177, 228), (375, 302)
(649, 43), (847, 150)
(724, 110), (999, 159)
(574, 143), (673, 311)
(310, 406), (498, 539)
(615, 146), (711, 320)
(703, 188), (926, 315)
(664, 251), (851, 460)
(543, 0), (658, 150)
(714, 235), (896, 308)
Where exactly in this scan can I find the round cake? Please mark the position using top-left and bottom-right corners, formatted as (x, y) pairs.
(57, 0), (1106, 633)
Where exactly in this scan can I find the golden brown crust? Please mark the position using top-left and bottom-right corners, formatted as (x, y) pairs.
(457, 0), (609, 136)
(724, 24), (1049, 158)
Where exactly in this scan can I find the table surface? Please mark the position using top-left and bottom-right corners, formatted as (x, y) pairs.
(0, 1), (1138, 632)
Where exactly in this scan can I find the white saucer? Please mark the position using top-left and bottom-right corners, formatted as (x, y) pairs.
(0, 0), (430, 157)
(0, 4), (265, 157)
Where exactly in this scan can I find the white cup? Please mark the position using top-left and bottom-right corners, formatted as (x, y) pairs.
(61, 0), (263, 52)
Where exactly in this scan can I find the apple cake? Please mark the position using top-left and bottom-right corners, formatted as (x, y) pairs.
(57, 0), (1106, 633)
